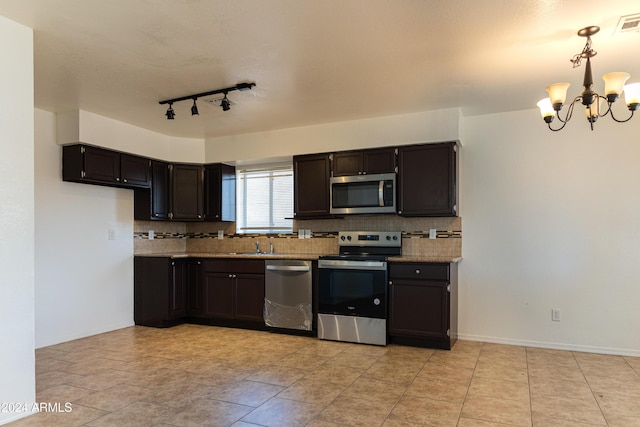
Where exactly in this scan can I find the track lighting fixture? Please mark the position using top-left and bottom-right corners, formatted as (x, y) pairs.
(159, 82), (255, 120)
(191, 98), (199, 116)
(537, 26), (640, 131)
(220, 93), (231, 112)
(165, 103), (175, 120)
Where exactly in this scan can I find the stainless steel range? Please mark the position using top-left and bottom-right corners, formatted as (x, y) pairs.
(317, 231), (402, 346)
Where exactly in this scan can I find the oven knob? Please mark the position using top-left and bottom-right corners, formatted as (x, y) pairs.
(393, 235), (398, 240)
(386, 235), (391, 240)
(347, 236), (352, 241)
(374, 298), (381, 306)
(340, 236), (346, 241)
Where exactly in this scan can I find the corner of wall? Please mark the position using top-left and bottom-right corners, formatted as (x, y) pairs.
(55, 110), (80, 145)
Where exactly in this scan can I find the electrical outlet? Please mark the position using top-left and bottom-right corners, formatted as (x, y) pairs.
(217, 230), (224, 240)
(429, 229), (437, 239)
(148, 230), (154, 240)
(551, 309), (561, 322)
(108, 229), (116, 240)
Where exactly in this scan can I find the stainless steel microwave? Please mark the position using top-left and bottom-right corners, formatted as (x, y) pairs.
(330, 173), (396, 215)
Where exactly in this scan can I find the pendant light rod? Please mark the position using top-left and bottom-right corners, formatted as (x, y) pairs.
(159, 82), (255, 105)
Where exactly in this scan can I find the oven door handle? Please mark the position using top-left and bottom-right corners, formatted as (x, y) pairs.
(378, 180), (384, 207)
(318, 259), (387, 270)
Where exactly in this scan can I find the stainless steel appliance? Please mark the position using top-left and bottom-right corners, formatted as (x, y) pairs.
(330, 173), (396, 215)
(317, 231), (402, 345)
(264, 259), (313, 332)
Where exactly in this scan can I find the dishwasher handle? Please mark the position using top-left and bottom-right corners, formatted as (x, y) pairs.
(266, 264), (311, 272)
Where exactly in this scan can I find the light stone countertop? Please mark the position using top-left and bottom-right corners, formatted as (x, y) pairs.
(135, 252), (462, 263)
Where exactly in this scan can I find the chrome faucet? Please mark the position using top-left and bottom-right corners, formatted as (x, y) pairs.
(269, 242), (274, 254)
(255, 241), (261, 254)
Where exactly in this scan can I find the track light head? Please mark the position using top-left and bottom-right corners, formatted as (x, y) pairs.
(166, 103), (175, 120)
(191, 98), (199, 116)
(221, 94), (231, 112)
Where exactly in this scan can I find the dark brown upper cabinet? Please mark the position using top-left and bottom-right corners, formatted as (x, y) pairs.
(171, 163), (204, 221)
(63, 144), (150, 189)
(120, 153), (151, 187)
(293, 153), (332, 218)
(204, 163), (236, 222)
(134, 160), (170, 220)
(397, 142), (457, 217)
(332, 147), (396, 176)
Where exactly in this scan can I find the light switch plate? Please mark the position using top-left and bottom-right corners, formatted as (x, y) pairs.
(429, 229), (437, 239)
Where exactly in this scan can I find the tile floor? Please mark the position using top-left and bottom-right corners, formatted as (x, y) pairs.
(8, 324), (640, 426)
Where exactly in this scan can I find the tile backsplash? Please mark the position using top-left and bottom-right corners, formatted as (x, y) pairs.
(134, 215), (461, 258)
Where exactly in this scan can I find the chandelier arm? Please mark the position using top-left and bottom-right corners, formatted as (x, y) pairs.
(597, 95), (613, 118)
(556, 97), (580, 124)
(608, 104), (635, 123)
(547, 120), (568, 132)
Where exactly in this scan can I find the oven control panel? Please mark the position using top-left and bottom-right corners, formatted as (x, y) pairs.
(338, 231), (401, 247)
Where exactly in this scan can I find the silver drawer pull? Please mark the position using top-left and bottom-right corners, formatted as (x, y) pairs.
(415, 269), (421, 274)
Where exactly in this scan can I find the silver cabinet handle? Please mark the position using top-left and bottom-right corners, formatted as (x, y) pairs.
(415, 269), (421, 274)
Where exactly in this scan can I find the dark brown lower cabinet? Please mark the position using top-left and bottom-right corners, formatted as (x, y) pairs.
(388, 262), (458, 350)
(134, 256), (186, 328)
(186, 259), (203, 317)
(199, 259), (266, 328)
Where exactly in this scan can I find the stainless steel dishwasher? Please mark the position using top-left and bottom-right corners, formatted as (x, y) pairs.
(264, 259), (313, 332)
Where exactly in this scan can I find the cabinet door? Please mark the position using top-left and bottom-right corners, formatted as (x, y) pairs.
(293, 153), (331, 218)
(171, 164), (204, 220)
(234, 273), (265, 322)
(169, 260), (186, 319)
(332, 151), (362, 176)
(186, 260), (203, 317)
(389, 279), (449, 339)
(363, 148), (396, 174)
(151, 161), (171, 220)
(83, 146), (120, 184)
(202, 272), (234, 319)
(204, 164), (236, 222)
(397, 142), (457, 216)
(120, 154), (151, 188)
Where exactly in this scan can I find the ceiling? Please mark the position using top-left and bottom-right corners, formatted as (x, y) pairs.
(0, 0), (639, 139)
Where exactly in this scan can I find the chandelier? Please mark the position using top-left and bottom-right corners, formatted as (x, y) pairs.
(536, 26), (640, 131)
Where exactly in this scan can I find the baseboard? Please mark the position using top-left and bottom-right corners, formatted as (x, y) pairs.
(457, 333), (640, 357)
(35, 320), (135, 349)
(0, 410), (36, 426)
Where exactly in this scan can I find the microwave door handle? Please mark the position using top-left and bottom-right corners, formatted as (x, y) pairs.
(378, 180), (384, 206)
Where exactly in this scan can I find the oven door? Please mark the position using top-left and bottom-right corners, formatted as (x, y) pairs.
(318, 259), (387, 319)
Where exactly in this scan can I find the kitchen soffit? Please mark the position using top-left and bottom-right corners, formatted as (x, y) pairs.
(0, 0), (638, 139)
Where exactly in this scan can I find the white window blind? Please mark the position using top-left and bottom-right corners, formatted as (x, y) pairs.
(236, 164), (293, 234)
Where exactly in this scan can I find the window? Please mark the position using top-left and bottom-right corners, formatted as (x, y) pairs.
(236, 164), (293, 234)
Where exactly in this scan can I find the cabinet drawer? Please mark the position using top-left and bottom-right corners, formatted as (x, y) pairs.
(202, 259), (265, 274)
(389, 263), (449, 281)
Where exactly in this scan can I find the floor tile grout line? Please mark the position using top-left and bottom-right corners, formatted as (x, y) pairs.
(573, 350), (612, 427)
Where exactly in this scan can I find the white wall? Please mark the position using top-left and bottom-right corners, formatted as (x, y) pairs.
(34, 109), (136, 348)
(460, 108), (640, 355)
(204, 108), (461, 163)
(57, 109), (205, 163)
(0, 16), (35, 425)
